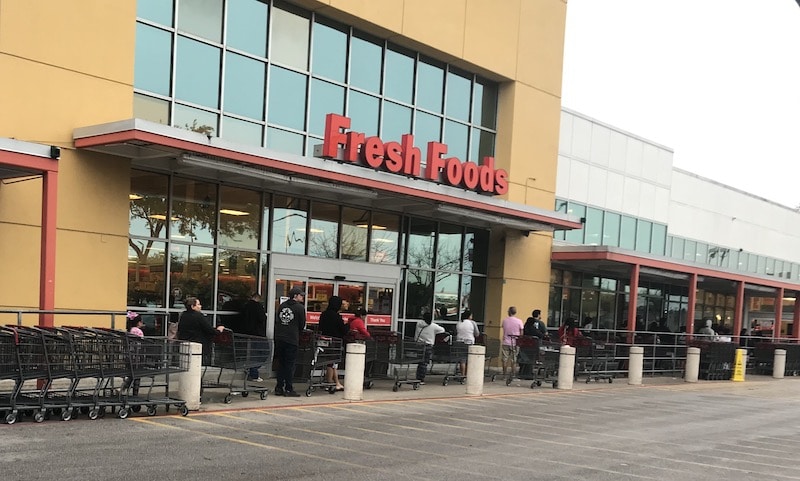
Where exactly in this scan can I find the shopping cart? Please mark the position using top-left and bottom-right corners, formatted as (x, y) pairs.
(203, 329), (272, 403)
(296, 333), (343, 396)
(392, 338), (427, 391)
(506, 335), (542, 388)
(371, 330), (400, 381)
(429, 333), (468, 386)
(584, 339), (614, 383)
(477, 334), (501, 382)
(539, 340), (560, 388)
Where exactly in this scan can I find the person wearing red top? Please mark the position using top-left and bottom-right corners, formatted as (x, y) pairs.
(558, 317), (582, 346)
(348, 308), (371, 339)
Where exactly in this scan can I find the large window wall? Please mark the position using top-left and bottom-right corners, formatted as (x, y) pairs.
(134, 0), (498, 167)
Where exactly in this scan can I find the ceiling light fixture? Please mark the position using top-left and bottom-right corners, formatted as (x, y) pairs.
(219, 209), (250, 216)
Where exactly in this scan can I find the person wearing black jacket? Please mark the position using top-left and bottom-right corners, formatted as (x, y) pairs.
(240, 293), (268, 382)
(274, 287), (306, 397)
(176, 297), (224, 363)
(523, 309), (549, 340)
(318, 295), (347, 391)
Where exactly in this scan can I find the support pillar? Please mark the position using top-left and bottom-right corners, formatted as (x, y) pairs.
(557, 345), (575, 390)
(178, 342), (203, 411)
(627, 264), (640, 344)
(775, 288), (784, 340)
(685, 274), (698, 342)
(685, 347), (700, 383)
(628, 346), (643, 385)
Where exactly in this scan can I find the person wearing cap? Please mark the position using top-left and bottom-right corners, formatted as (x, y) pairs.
(273, 286), (307, 397)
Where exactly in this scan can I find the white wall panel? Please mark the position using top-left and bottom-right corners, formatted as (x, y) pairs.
(586, 165), (608, 207)
(556, 154), (570, 198)
(640, 143), (660, 183)
(571, 116), (592, 161)
(605, 171), (625, 213)
(567, 159), (590, 205)
(559, 112), (573, 156)
(589, 124), (610, 167)
(622, 177), (642, 217)
(625, 138), (644, 178)
(638, 182), (656, 220)
(653, 186), (670, 224)
(608, 130), (628, 172)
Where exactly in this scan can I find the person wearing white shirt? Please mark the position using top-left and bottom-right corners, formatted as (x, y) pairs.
(455, 309), (480, 376)
(414, 312), (446, 384)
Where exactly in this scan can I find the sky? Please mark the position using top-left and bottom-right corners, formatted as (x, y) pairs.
(561, 0), (800, 209)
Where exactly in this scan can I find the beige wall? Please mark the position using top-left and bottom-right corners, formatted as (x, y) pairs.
(0, 0), (136, 312)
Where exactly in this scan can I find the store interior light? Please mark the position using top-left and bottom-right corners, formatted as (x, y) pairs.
(148, 214), (179, 221)
(129, 193), (143, 200)
(219, 209), (250, 216)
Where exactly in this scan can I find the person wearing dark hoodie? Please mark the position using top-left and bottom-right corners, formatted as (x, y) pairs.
(318, 295), (347, 391)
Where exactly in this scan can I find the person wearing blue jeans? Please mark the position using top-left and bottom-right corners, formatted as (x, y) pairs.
(414, 312), (445, 384)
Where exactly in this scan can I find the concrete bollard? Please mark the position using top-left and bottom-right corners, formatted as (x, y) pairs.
(344, 342), (366, 401)
(557, 345), (575, 390)
(685, 346), (700, 383)
(466, 344), (486, 395)
(628, 346), (643, 385)
(178, 341), (203, 411)
(773, 349), (786, 379)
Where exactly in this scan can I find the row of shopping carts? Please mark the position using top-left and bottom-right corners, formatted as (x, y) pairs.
(0, 326), (189, 425)
(506, 335), (616, 388)
(202, 329), (272, 403)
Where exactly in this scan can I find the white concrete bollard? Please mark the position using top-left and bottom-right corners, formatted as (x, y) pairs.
(773, 349), (786, 379)
(557, 345), (575, 390)
(344, 342), (366, 401)
(466, 344), (486, 395)
(178, 341), (203, 411)
(628, 346), (644, 385)
(685, 346), (700, 383)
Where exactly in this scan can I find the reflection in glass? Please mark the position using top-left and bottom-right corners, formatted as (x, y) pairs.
(417, 59), (444, 113)
(348, 91), (379, 137)
(472, 78), (497, 129)
(445, 70), (471, 121)
(224, 52), (265, 120)
(635, 220), (652, 253)
(312, 19), (347, 82)
(370, 212), (399, 264)
(404, 269), (434, 319)
(174, 104), (218, 134)
(268, 66), (307, 130)
(464, 275), (486, 323)
(137, 0), (173, 25)
(270, 195), (307, 255)
(444, 120), (468, 162)
(463, 227), (488, 274)
(385, 46), (414, 104)
(175, 36), (221, 108)
(271, 4), (309, 70)
(651, 223), (667, 255)
(350, 34), (382, 93)
(414, 111), (441, 155)
(619, 215), (636, 250)
(603, 211), (620, 247)
(177, 0), (222, 42)
(565, 203), (586, 244)
(309, 201), (339, 259)
(135, 23), (172, 96)
(437, 223), (462, 271)
(171, 177), (217, 245)
(382, 101), (412, 141)
(217, 247), (258, 310)
(267, 127), (305, 155)
(221, 116), (263, 146)
(368, 286), (393, 316)
(226, 0), (268, 57)
(407, 218), (436, 268)
(434, 272), (458, 321)
(218, 185), (261, 249)
(584, 207), (603, 246)
(128, 241), (166, 308)
(341, 207), (368, 262)
(309, 79), (345, 136)
(470, 128), (495, 163)
(130, 170), (169, 239)
(169, 243), (215, 309)
(134, 94), (170, 125)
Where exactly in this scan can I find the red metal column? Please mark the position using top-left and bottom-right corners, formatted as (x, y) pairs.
(685, 273), (697, 342)
(774, 288), (784, 340)
(39, 170), (57, 327)
(793, 293), (800, 340)
(733, 281), (745, 344)
(627, 264), (640, 343)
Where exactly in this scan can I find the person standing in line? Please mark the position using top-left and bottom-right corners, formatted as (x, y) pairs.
(240, 292), (268, 382)
(454, 309), (480, 376)
(414, 312), (446, 385)
(524, 309), (549, 340)
(501, 306), (524, 376)
(273, 287), (306, 397)
(125, 311), (145, 396)
(347, 308), (371, 339)
(319, 295), (347, 392)
(176, 297), (225, 364)
(558, 317), (582, 346)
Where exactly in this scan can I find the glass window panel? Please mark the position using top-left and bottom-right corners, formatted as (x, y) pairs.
(226, 0), (268, 57)
(350, 34), (382, 93)
(554, 229), (565, 241)
(602, 211), (620, 246)
(581, 289), (599, 321)
(224, 52), (265, 119)
(370, 211), (400, 264)
(651, 223), (667, 255)
(565, 203), (586, 244)
(462, 275), (486, 322)
(407, 218), (436, 268)
(270, 4), (309, 70)
(312, 19), (347, 82)
(138, 0), (173, 25)
(221, 116), (263, 146)
(635, 219), (651, 253)
(168, 243), (215, 309)
(736, 251), (747, 271)
(135, 23), (172, 96)
(463, 227), (488, 274)
(670, 237), (684, 259)
(404, 269), (433, 319)
(385, 46), (414, 104)
(472, 78), (497, 129)
(584, 207), (603, 246)
(266, 127), (305, 155)
(268, 66), (307, 130)
(348, 91), (379, 137)
(128, 240), (167, 308)
(174, 104), (218, 135)
(218, 185), (261, 249)
(437, 223), (462, 271)
(470, 128), (495, 163)
(177, 0), (222, 42)
(414, 111), (441, 151)
(548, 285), (562, 328)
(775, 259), (784, 277)
(309, 202), (339, 258)
(600, 278), (617, 291)
(756, 255), (765, 274)
(176, 36), (221, 108)
(382, 101), (412, 141)
(309, 79), (345, 136)
(133, 93), (169, 125)
(619, 215), (636, 250)
(683, 240), (696, 262)
(598, 292), (616, 329)
(445, 69), (471, 121)
(217, 247), (258, 306)
(434, 272), (459, 321)
(417, 59), (444, 113)
(341, 207), (369, 262)
(130, 170), (169, 239)
(695, 242), (708, 264)
(270, 195), (307, 254)
(171, 177), (217, 245)
(443, 120), (468, 162)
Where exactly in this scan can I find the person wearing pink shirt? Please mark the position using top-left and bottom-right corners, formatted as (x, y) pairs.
(501, 306), (524, 376)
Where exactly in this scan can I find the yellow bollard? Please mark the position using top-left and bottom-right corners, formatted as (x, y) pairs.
(731, 348), (746, 382)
